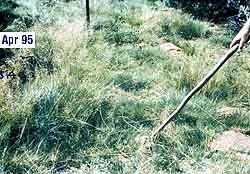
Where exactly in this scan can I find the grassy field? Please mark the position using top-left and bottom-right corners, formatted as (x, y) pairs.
(2, 0), (250, 173)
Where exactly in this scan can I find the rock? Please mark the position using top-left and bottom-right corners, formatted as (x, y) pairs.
(209, 130), (250, 154)
(160, 42), (182, 52)
(159, 40), (183, 56)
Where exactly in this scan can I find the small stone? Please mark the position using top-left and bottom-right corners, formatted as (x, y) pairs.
(160, 42), (182, 52)
(159, 39), (183, 56)
(209, 130), (250, 154)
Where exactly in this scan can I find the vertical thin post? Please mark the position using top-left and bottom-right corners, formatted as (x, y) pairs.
(86, 0), (90, 27)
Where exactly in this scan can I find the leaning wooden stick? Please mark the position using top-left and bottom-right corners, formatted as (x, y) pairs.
(151, 43), (240, 139)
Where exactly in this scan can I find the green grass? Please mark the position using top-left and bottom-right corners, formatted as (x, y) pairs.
(160, 9), (211, 40)
(2, 0), (250, 173)
(209, 30), (235, 48)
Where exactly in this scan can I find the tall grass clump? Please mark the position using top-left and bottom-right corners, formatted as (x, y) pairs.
(128, 47), (166, 63)
(93, 0), (144, 29)
(173, 49), (250, 101)
(103, 19), (141, 46)
(92, 1), (143, 46)
(209, 31), (235, 48)
(105, 97), (155, 132)
(160, 10), (210, 40)
(111, 72), (151, 92)
(1, 77), (107, 173)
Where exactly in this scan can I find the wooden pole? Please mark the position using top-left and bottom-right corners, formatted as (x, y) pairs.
(151, 43), (240, 139)
(86, 0), (90, 27)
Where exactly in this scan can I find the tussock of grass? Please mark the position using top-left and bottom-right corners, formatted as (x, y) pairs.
(209, 31), (235, 48)
(160, 9), (211, 40)
(104, 26), (140, 46)
(112, 73), (151, 92)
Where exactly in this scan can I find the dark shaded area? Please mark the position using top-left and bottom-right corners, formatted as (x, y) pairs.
(0, 49), (14, 65)
(0, 0), (19, 31)
(86, 0), (90, 26)
(166, 0), (241, 22)
(112, 73), (150, 92)
(0, 0), (19, 66)
(0, 0), (34, 67)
